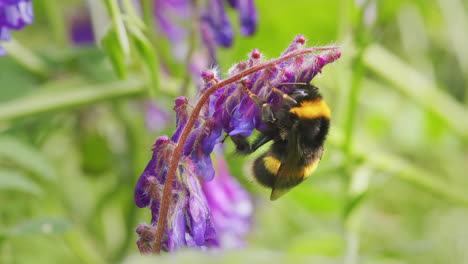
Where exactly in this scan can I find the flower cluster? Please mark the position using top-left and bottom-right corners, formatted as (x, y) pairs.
(155, 0), (257, 63)
(201, 155), (252, 248)
(0, 0), (33, 55)
(134, 35), (341, 252)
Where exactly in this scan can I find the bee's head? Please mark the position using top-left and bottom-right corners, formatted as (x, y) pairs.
(289, 84), (321, 102)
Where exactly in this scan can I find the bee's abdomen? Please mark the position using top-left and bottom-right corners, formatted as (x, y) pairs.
(253, 154), (278, 188)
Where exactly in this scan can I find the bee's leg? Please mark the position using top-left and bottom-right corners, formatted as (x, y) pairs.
(230, 135), (253, 154)
(241, 81), (276, 123)
(268, 83), (298, 105)
(252, 134), (272, 151)
(230, 134), (272, 154)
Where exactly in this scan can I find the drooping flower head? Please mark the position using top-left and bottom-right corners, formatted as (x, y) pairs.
(134, 35), (341, 252)
(0, 0), (34, 55)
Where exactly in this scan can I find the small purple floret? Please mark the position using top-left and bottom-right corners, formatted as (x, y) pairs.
(0, 0), (33, 55)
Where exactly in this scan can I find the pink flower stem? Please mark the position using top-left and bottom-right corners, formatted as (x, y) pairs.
(151, 45), (340, 254)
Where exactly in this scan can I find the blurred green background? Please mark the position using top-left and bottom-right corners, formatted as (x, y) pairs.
(1, 0), (468, 263)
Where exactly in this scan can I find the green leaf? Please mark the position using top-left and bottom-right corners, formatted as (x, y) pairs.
(0, 77), (145, 122)
(104, 0), (130, 55)
(288, 232), (344, 256)
(343, 192), (367, 220)
(101, 27), (127, 79)
(127, 22), (159, 96)
(3, 218), (71, 238)
(0, 169), (43, 196)
(2, 39), (50, 78)
(290, 184), (341, 213)
(79, 130), (112, 174)
(363, 44), (468, 139)
(0, 136), (56, 181)
(121, 0), (146, 30)
(328, 132), (468, 207)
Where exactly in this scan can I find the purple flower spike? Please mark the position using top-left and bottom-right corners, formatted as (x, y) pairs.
(153, 0), (259, 64)
(0, 0), (33, 55)
(135, 36), (340, 253)
(202, 155), (252, 248)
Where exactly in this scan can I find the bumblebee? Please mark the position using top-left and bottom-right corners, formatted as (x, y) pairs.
(231, 83), (330, 200)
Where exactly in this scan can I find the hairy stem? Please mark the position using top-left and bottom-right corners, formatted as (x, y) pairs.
(151, 45), (340, 254)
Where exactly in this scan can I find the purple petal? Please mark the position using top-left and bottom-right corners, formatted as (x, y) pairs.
(134, 136), (172, 208)
(134, 155), (157, 208)
(0, 25), (10, 41)
(154, 0), (191, 41)
(166, 193), (189, 251)
(226, 0), (237, 8)
(70, 10), (95, 45)
(201, 155), (252, 248)
(1, 0), (33, 30)
(145, 101), (171, 133)
(203, 0), (233, 47)
(237, 0), (257, 36)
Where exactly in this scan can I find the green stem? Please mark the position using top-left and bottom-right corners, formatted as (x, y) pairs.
(64, 228), (107, 264)
(42, 0), (68, 47)
(365, 150), (468, 206)
(0, 78), (145, 123)
(344, 231), (359, 264)
(343, 54), (364, 159)
(121, 0), (146, 29)
(141, 0), (156, 33)
(362, 44), (468, 139)
(341, 51), (364, 264)
(142, 0), (180, 76)
(104, 0), (130, 55)
(341, 2), (372, 263)
(2, 39), (49, 78)
(328, 132), (468, 207)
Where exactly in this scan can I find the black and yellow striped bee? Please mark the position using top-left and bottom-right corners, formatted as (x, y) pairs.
(231, 83), (330, 200)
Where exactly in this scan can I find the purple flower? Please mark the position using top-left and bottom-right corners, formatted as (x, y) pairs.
(0, 0), (33, 55)
(134, 136), (218, 251)
(135, 35), (341, 253)
(202, 155), (252, 248)
(232, 0), (257, 36)
(145, 101), (171, 133)
(154, 0), (258, 63)
(69, 8), (95, 46)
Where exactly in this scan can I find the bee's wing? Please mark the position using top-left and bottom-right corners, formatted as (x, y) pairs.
(270, 127), (304, 200)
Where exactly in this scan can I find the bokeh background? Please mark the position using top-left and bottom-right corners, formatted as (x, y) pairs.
(1, 0), (468, 263)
